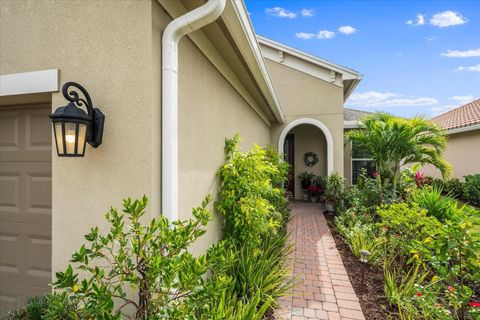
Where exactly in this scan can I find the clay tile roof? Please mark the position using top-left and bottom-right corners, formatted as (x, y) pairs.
(430, 99), (480, 130)
(344, 108), (372, 121)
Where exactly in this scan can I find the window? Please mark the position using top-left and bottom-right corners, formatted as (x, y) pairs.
(351, 142), (375, 184)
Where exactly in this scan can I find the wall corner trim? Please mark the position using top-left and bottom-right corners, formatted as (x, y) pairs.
(0, 69), (59, 96)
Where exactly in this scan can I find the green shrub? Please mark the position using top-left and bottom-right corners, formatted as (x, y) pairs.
(377, 202), (442, 254)
(44, 196), (213, 319)
(215, 135), (287, 244)
(463, 174), (480, 207)
(211, 135), (292, 318)
(7, 296), (48, 320)
(444, 178), (464, 198)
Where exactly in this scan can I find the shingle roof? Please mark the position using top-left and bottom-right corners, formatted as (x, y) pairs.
(344, 108), (372, 121)
(430, 99), (480, 130)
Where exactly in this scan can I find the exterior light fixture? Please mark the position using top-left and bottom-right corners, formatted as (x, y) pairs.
(50, 82), (105, 157)
(359, 249), (371, 286)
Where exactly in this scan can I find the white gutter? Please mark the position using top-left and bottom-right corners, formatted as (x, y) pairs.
(160, 0), (226, 221)
(343, 120), (359, 129)
(446, 124), (480, 135)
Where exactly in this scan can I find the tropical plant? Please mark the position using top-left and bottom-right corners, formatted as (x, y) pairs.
(324, 173), (345, 211)
(384, 260), (429, 310)
(411, 185), (458, 221)
(343, 225), (384, 264)
(346, 112), (451, 191)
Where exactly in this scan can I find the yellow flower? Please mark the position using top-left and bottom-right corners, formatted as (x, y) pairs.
(72, 284), (79, 292)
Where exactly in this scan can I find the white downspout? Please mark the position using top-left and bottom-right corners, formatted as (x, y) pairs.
(161, 0), (226, 220)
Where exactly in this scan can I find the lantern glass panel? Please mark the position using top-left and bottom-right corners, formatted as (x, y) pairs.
(65, 122), (77, 155)
(54, 122), (64, 155)
(78, 123), (87, 155)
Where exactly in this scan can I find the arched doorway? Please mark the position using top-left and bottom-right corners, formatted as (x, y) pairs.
(278, 118), (334, 199)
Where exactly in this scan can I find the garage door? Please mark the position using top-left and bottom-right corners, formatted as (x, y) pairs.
(0, 104), (52, 316)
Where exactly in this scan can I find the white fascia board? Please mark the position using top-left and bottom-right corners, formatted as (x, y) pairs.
(230, 1), (285, 123)
(257, 36), (362, 80)
(447, 124), (480, 135)
(261, 44), (344, 87)
(0, 69), (58, 96)
(344, 120), (359, 129)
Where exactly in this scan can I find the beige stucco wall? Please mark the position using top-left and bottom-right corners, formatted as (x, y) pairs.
(422, 130), (480, 180)
(265, 59), (345, 184)
(1, 0), (270, 275)
(289, 125), (327, 199)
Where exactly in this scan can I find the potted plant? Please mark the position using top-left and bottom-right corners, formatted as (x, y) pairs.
(298, 171), (315, 190)
(324, 173), (344, 213)
(307, 184), (323, 202)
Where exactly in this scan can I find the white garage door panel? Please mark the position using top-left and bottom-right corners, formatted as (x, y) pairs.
(0, 105), (52, 316)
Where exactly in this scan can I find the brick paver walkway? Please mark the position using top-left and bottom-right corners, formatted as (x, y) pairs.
(276, 201), (365, 320)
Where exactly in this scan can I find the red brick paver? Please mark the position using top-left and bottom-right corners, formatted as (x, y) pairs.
(276, 202), (365, 320)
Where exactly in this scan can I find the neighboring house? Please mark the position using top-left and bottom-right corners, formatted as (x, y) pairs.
(423, 99), (480, 180)
(0, 0), (361, 313)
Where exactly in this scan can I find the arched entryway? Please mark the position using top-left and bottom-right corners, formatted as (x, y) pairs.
(278, 118), (334, 199)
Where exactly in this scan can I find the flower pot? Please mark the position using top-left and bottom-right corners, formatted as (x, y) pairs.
(302, 190), (310, 201)
(310, 196), (319, 203)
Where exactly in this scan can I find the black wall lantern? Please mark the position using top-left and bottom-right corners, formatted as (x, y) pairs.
(50, 82), (105, 157)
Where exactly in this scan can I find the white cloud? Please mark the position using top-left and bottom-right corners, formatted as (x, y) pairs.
(295, 30), (335, 40)
(265, 7), (296, 19)
(295, 32), (316, 39)
(318, 30), (335, 39)
(301, 8), (314, 17)
(338, 26), (357, 35)
(455, 64), (480, 72)
(348, 91), (438, 107)
(451, 95), (476, 104)
(442, 48), (480, 58)
(430, 11), (467, 27)
(406, 14), (425, 26)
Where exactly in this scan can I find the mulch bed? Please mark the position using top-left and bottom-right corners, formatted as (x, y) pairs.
(324, 212), (391, 320)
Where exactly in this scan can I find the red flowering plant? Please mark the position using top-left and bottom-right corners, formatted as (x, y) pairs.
(414, 171), (432, 187)
(307, 184), (323, 196)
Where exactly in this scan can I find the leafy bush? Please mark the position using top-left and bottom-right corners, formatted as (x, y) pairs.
(215, 135), (287, 244)
(463, 174), (480, 207)
(377, 202), (442, 259)
(7, 296), (48, 320)
(44, 196), (213, 319)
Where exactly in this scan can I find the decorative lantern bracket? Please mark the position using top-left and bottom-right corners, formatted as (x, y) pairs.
(62, 82), (105, 148)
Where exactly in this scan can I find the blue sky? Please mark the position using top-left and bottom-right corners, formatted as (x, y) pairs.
(245, 0), (480, 117)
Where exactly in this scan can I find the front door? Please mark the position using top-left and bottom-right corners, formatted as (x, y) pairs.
(284, 134), (295, 197)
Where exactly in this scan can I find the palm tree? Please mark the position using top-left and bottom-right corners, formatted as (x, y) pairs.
(346, 112), (451, 191)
